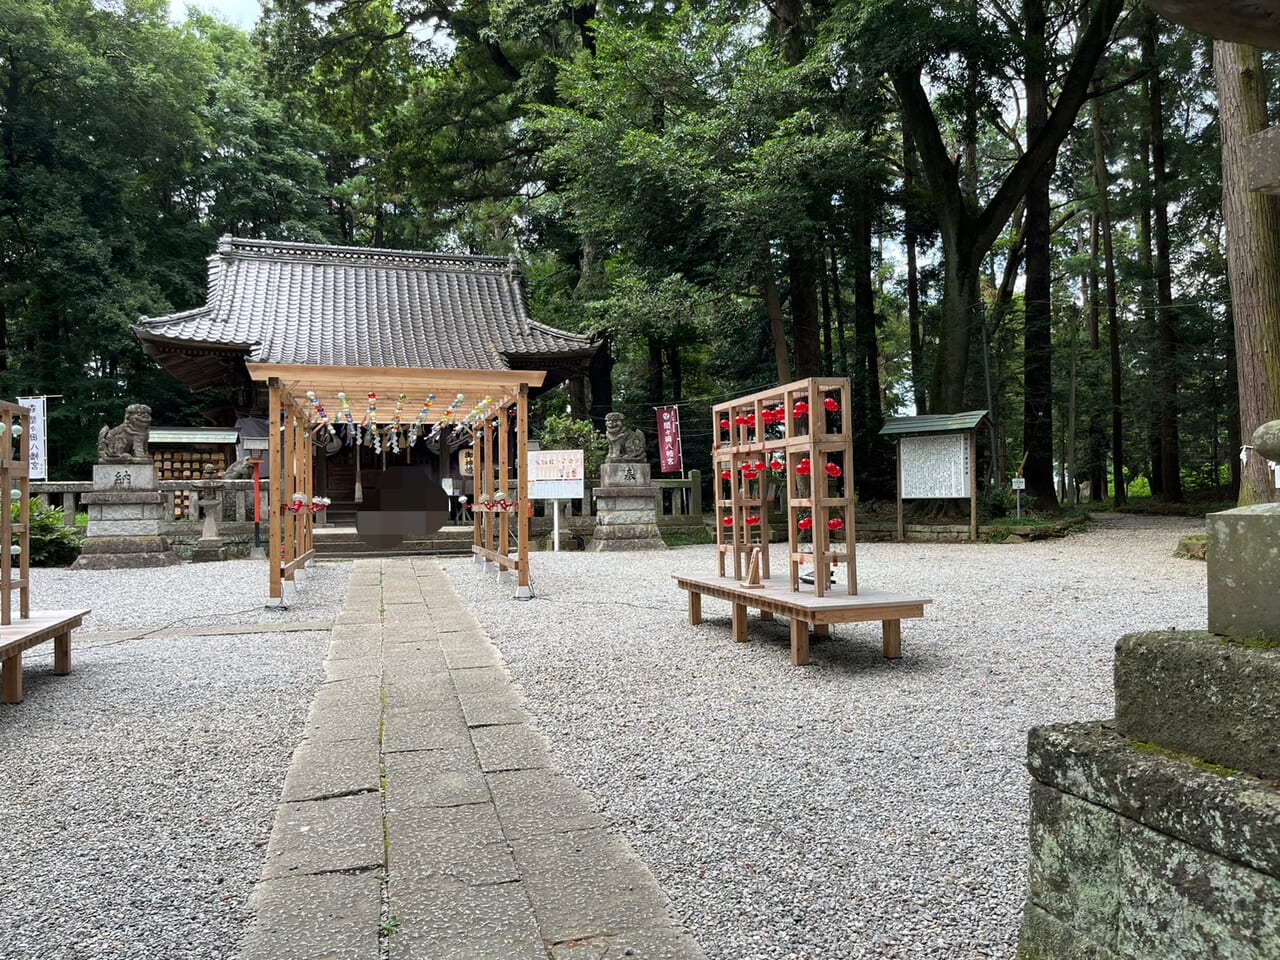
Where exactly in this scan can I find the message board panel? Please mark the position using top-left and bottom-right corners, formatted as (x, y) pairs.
(900, 433), (971, 499)
(527, 449), (585, 500)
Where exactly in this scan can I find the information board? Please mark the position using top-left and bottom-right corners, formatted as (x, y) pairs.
(17, 396), (46, 480)
(900, 433), (970, 499)
(527, 449), (585, 500)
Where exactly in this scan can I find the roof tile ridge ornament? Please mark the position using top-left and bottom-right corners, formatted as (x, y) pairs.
(222, 236), (511, 273)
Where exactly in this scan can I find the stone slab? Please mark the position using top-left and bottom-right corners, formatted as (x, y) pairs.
(459, 690), (530, 728)
(242, 873), (381, 960)
(1017, 902), (1123, 960)
(441, 639), (502, 670)
(382, 678), (460, 712)
(381, 708), (472, 754)
(600, 462), (652, 487)
(387, 877), (546, 960)
(304, 699), (381, 746)
(327, 631), (382, 661)
(488, 769), (608, 840)
(548, 926), (708, 960)
(1115, 630), (1280, 779)
(510, 827), (673, 945)
(281, 740), (381, 803)
(260, 793), (383, 879)
(387, 801), (519, 885)
(82, 518), (165, 537)
(1027, 723), (1280, 879)
(471, 723), (552, 773)
(1207, 504), (1280, 642)
(78, 534), (173, 555)
(384, 750), (490, 811)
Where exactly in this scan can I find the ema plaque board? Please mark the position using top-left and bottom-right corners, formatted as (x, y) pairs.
(900, 433), (971, 499)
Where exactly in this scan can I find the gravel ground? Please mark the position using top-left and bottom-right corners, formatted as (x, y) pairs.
(0, 559), (350, 960)
(444, 513), (1206, 960)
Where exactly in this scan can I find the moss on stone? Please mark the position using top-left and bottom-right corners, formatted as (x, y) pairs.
(1129, 739), (1239, 778)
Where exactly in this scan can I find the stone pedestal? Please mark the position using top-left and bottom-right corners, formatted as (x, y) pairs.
(1207, 503), (1280, 642)
(190, 491), (225, 563)
(71, 463), (179, 569)
(590, 462), (665, 551)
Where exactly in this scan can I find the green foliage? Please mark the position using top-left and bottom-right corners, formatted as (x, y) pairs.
(12, 500), (83, 567)
(538, 414), (607, 478)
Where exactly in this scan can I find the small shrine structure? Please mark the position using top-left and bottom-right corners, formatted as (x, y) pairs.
(675, 377), (930, 666)
(0, 399), (89, 703)
(247, 363), (542, 604)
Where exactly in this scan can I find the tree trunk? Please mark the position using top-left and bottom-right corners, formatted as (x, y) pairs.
(789, 251), (823, 378)
(1087, 209), (1105, 500)
(1145, 22), (1183, 501)
(820, 244), (834, 375)
(930, 226), (979, 413)
(1093, 99), (1126, 506)
(1137, 113), (1163, 499)
(852, 200), (880, 427)
(829, 246), (850, 377)
(761, 258), (792, 382)
(1215, 40), (1280, 506)
(647, 338), (664, 406)
(903, 126), (927, 413)
(588, 334), (614, 429)
(666, 344), (683, 402)
(1022, 0), (1059, 510)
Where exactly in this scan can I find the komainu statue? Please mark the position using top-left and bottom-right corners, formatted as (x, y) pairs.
(604, 412), (646, 463)
(222, 456), (254, 480)
(97, 404), (153, 463)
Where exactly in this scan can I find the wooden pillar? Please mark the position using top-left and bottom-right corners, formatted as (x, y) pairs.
(472, 421), (484, 553)
(896, 439), (904, 542)
(498, 407), (510, 561)
(268, 379), (283, 601)
(516, 385), (531, 594)
(283, 396), (296, 581)
(53, 631), (70, 674)
(969, 429), (978, 542)
(17, 408), (28, 619)
(842, 377), (856, 595)
(1, 654), (21, 703)
(790, 617), (810, 666)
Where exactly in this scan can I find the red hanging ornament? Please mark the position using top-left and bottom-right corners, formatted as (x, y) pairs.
(720, 418), (731, 431)
(720, 469), (732, 481)
(824, 396), (839, 413)
(746, 514), (761, 527)
(746, 414), (757, 429)
(828, 517), (845, 532)
(723, 515), (735, 527)
(796, 458), (812, 476)
(734, 415), (747, 427)
(797, 516), (813, 532)
(794, 401), (809, 417)
(769, 457), (785, 472)
(825, 462), (843, 479)
(742, 469), (759, 482)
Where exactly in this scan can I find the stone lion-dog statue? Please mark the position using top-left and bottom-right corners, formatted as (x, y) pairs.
(97, 404), (153, 463)
(604, 411), (647, 463)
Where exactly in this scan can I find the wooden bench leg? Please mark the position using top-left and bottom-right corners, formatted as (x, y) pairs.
(732, 603), (749, 643)
(790, 618), (810, 666)
(2, 654), (22, 704)
(882, 620), (902, 659)
(813, 622), (830, 637)
(688, 591), (702, 626)
(54, 631), (71, 675)
(759, 609), (774, 622)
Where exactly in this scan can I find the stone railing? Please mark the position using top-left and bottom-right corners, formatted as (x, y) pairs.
(33, 479), (269, 528)
(546, 469), (704, 523)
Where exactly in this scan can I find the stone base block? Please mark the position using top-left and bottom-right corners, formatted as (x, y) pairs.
(1207, 503), (1280, 642)
(600, 462), (651, 487)
(73, 534), (179, 569)
(190, 538), (226, 563)
(92, 462), (157, 490)
(1115, 630), (1280, 780)
(1019, 722), (1280, 960)
(84, 517), (164, 537)
(590, 523), (665, 551)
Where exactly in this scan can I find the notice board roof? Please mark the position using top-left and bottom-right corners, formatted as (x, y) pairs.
(149, 427), (239, 445)
(879, 411), (989, 437)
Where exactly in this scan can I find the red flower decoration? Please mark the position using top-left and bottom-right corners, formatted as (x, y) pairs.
(828, 517), (845, 532)
(746, 514), (761, 526)
(721, 470), (732, 481)
(824, 397), (839, 413)
(797, 516), (813, 532)
(769, 458), (785, 472)
(746, 414), (757, 429)
(734, 416), (747, 427)
(742, 469), (759, 482)
(720, 418), (730, 431)
(794, 401), (809, 417)
(825, 463), (842, 479)
(723, 515), (735, 527)
(796, 458), (812, 476)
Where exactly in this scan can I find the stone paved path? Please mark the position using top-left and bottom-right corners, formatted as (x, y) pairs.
(241, 557), (706, 960)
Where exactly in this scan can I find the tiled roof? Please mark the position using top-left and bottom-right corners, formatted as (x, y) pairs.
(879, 411), (990, 436)
(135, 237), (595, 371)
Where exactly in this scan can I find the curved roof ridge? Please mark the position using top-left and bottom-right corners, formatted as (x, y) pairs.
(217, 235), (515, 274)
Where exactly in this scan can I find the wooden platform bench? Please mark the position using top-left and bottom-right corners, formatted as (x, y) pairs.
(0, 610), (90, 704)
(674, 574), (929, 666)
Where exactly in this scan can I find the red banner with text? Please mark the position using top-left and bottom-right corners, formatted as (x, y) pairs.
(657, 405), (683, 473)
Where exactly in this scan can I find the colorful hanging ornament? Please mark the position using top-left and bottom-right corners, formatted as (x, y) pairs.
(825, 462), (843, 479)
(722, 515), (734, 527)
(720, 469), (732, 481)
(745, 514), (762, 527)
(720, 418), (731, 431)
(12, 423), (23, 438)
(769, 456), (785, 473)
(797, 515), (813, 532)
(824, 396), (840, 413)
(796, 458), (812, 476)
(793, 400), (809, 418)
(828, 516), (845, 532)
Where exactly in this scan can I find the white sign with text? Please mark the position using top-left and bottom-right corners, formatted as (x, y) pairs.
(17, 396), (47, 480)
(900, 433), (970, 499)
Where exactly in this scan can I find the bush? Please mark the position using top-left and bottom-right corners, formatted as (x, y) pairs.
(539, 413), (609, 479)
(12, 499), (84, 566)
(978, 484), (1016, 520)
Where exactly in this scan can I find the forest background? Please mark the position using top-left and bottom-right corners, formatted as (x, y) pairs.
(2, 0), (1277, 512)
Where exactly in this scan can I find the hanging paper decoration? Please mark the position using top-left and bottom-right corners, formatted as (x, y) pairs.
(720, 418), (731, 431)
(797, 515), (813, 532)
(722, 515), (734, 527)
(793, 400), (809, 418)
(828, 516), (845, 532)
(769, 456), (785, 473)
(12, 424), (23, 438)
(746, 514), (762, 527)
(720, 469), (732, 481)
(796, 458), (812, 476)
(824, 396), (840, 413)
(338, 392), (358, 444)
(825, 462), (843, 479)
(363, 392), (377, 428)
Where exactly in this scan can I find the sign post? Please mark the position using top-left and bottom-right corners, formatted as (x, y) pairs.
(16, 396), (47, 481)
(527, 450), (585, 552)
(1012, 476), (1026, 518)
